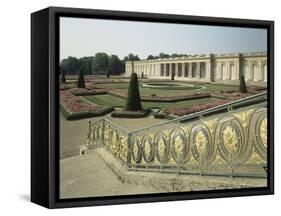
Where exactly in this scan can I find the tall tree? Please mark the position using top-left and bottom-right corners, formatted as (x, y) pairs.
(147, 55), (155, 60)
(108, 55), (123, 75)
(92, 52), (109, 74)
(159, 52), (170, 59)
(79, 56), (94, 75)
(60, 56), (81, 74)
(123, 53), (140, 61)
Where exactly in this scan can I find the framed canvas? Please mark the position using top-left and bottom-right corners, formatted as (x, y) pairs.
(31, 6), (274, 208)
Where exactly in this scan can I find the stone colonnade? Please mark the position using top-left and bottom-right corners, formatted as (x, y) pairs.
(125, 52), (267, 82)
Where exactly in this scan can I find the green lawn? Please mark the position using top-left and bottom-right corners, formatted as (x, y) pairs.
(97, 81), (238, 97)
(83, 94), (219, 109)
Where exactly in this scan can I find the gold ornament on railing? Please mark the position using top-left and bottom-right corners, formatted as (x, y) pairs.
(144, 139), (153, 160)
(158, 138), (166, 160)
(260, 118), (267, 147)
(222, 125), (238, 154)
(119, 136), (128, 161)
(174, 135), (185, 159)
(195, 131), (208, 160)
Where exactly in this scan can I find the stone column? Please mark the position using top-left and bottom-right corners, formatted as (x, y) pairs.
(189, 62), (192, 78)
(182, 62), (185, 77)
(258, 60), (262, 81)
(169, 63), (172, 78)
(235, 60), (239, 80)
(197, 62), (200, 78)
(264, 63), (267, 81)
(206, 61), (210, 80)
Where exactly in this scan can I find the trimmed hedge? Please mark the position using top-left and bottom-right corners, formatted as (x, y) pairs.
(60, 104), (114, 120)
(70, 88), (107, 96)
(111, 109), (150, 118)
(109, 89), (211, 103)
(154, 112), (176, 120)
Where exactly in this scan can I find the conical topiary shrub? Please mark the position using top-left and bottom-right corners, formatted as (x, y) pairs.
(239, 75), (248, 93)
(77, 69), (85, 88)
(61, 69), (66, 83)
(125, 72), (142, 111)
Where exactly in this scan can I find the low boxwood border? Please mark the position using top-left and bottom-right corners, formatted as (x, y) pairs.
(108, 90), (211, 103)
(111, 109), (151, 118)
(70, 89), (108, 96)
(154, 112), (177, 120)
(60, 104), (114, 120)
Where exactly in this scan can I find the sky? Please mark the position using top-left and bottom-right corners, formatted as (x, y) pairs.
(60, 17), (267, 60)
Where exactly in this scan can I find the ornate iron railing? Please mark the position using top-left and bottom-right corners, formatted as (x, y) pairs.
(86, 92), (268, 178)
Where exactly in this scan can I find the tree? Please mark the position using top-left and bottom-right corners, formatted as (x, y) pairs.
(60, 56), (81, 74)
(147, 55), (155, 60)
(92, 52), (109, 74)
(123, 53), (140, 61)
(125, 72), (142, 111)
(77, 69), (85, 88)
(79, 56), (94, 75)
(239, 75), (248, 93)
(159, 52), (170, 59)
(108, 55), (123, 75)
(61, 69), (66, 83)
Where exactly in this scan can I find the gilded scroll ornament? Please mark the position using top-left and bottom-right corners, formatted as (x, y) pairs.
(133, 141), (139, 161)
(158, 137), (166, 159)
(111, 130), (119, 156)
(174, 135), (184, 159)
(104, 124), (112, 146)
(119, 136), (128, 161)
(222, 125), (238, 154)
(234, 109), (253, 128)
(259, 118), (267, 147)
(142, 136), (154, 162)
(195, 131), (208, 160)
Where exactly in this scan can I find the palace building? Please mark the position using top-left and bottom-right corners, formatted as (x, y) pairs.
(125, 52), (267, 83)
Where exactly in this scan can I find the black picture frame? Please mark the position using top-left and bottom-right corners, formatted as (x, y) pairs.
(31, 6), (274, 209)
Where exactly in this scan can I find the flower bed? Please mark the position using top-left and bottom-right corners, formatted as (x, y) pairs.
(60, 90), (113, 120)
(111, 109), (151, 118)
(247, 85), (267, 93)
(162, 93), (248, 116)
